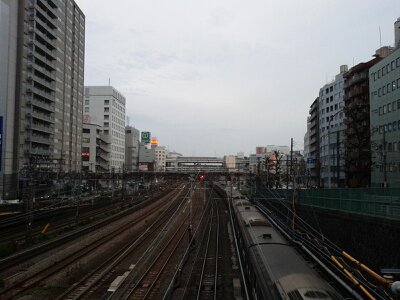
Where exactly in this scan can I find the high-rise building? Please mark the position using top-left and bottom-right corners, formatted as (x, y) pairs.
(369, 36), (400, 187)
(84, 86), (126, 171)
(0, 0), (85, 200)
(125, 126), (140, 171)
(343, 52), (387, 188)
(0, 0), (18, 200)
(304, 98), (320, 187)
(318, 66), (347, 188)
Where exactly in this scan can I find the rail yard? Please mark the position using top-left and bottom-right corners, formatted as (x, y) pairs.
(0, 176), (399, 300)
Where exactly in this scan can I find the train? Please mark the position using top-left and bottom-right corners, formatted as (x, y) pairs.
(215, 184), (345, 300)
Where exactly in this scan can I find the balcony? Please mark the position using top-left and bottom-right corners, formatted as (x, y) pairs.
(28, 147), (53, 157)
(28, 86), (55, 102)
(28, 123), (54, 134)
(27, 74), (55, 92)
(37, 0), (57, 19)
(32, 37), (56, 61)
(27, 111), (55, 123)
(34, 28), (56, 50)
(345, 73), (367, 88)
(27, 98), (55, 112)
(35, 6), (57, 29)
(32, 63), (54, 81)
(26, 134), (52, 145)
(34, 15), (56, 36)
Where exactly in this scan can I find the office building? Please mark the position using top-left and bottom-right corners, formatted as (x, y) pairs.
(155, 146), (167, 172)
(84, 86), (126, 171)
(0, 0), (85, 199)
(319, 66), (347, 188)
(125, 126), (140, 171)
(369, 38), (400, 187)
(81, 123), (110, 173)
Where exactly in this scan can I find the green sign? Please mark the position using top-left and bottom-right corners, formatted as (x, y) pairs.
(141, 131), (151, 144)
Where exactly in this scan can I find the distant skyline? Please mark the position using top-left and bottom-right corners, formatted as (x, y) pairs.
(76, 0), (400, 156)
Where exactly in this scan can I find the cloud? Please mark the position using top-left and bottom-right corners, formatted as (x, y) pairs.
(77, 0), (400, 156)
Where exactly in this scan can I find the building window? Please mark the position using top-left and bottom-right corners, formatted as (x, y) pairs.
(85, 100), (89, 105)
(104, 122), (109, 127)
(393, 121), (398, 132)
(392, 61), (396, 70)
(104, 107), (109, 112)
(387, 83), (391, 93)
(378, 88), (381, 97)
(82, 137), (90, 143)
(393, 81), (397, 91)
(104, 100), (109, 105)
(104, 115), (109, 120)
(335, 104), (338, 110)
(84, 107), (89, 112)
(378, 69), (381, 78)
(326, 98), (329, 104)
(379, 107), (382, 115)
(383, 105), (387, 114)
(382, 66), (386, 76)
(330, 96), (333, 102)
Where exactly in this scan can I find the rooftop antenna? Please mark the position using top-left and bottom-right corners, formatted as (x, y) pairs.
(379, 26), (382, 48)
(326, 73), (328, 84)
(126, 116), (130, 126)
(108, 78), (111, 86)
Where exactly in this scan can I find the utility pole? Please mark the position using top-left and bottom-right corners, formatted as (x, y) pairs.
(290, 138), (293, 189)
(121, 163), (126, 207)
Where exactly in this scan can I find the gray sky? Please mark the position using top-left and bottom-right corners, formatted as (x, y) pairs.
(76, 0), (400, 157)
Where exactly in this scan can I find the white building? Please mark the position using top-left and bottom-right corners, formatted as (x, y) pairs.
(224, 155), (237, 171)
(319, 65), (347, 188)
(155, 146), (167, 172)
(84, 86), (126, 170)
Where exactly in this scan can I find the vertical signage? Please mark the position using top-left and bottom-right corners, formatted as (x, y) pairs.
(141, 131), (151, 144)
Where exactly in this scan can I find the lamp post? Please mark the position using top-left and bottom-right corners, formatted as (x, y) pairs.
(327, 108), (344, 188)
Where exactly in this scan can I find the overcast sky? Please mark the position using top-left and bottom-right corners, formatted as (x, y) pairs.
(76, 0), (400, 157)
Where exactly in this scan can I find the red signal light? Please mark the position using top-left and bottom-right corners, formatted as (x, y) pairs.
(199, 175), (205, 181)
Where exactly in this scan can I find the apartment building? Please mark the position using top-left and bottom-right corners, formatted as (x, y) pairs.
(84, 86), (126, 171)
(0, 0), (85, 199)
(319, 66), (347, 188)
(304, 98), (320, 187)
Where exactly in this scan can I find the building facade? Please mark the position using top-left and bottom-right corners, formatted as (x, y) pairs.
(84, 86), (126, 171)
(319, 66), (347, 188)
(305, 98), (320, 187)
(1, 0), (85, 199)
(369, 47), (400, 187)
(0, 0), (18, 199)
(81, 123), (110, 173)
(155, 146), (167, 172)
(344, 56), (382, 187)
(125, 126), (140, 172)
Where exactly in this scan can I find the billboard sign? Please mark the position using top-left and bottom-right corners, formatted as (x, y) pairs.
(82, 152), (90, 157)
(256, 147), (266, 155)
(141, 131), (151, 144)
(83, 115), (90, 124)
(150, 137), (158, 146)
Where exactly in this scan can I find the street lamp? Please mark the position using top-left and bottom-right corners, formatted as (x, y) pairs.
(327, 108), (345, 188)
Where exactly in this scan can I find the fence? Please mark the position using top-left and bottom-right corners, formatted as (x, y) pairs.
(254, 188), (400, 221)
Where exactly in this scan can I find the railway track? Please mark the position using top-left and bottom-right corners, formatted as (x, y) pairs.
(123, 215), (188, 300)
(196, 198), (220, 300)
(55, 187), (188, 300)
(0, 186), (180, 274)
(0, 186), (184, 300)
